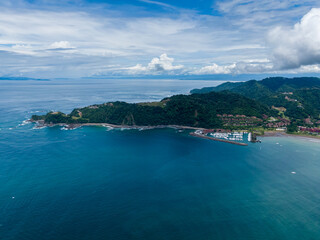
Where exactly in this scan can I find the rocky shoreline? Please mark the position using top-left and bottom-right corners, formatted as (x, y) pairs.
(30, 119), (206, 131)
(30, 120), (320, 144)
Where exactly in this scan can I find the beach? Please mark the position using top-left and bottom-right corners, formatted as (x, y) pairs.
(261, 131), (320, 143)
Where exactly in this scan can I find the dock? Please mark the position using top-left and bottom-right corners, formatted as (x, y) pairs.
(190, 132), (248, 146)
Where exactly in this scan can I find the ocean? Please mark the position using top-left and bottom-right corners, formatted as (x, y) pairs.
(1, 79), (320, 240)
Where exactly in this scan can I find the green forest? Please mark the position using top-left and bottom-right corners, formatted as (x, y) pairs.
(32, 77), (320, 130)
(191, 77), (320, 120)
(32, 91), (273, 128)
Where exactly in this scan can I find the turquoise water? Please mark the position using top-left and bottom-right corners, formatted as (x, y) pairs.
(1, 79), (320, 239)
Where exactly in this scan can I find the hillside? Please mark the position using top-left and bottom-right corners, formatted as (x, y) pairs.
(191, 77), (320, 119)
(31, 91), (273, 129)
(191, 77), (320, 95)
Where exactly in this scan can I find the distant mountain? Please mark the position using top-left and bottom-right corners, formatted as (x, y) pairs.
(0, 77), (49, 81)
(191, 81), (243, 94)
(259, 77), (320, 91)
(191, 77), (320, 95)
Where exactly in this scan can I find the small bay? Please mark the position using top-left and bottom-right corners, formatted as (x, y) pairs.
(1, 79), (320, 240)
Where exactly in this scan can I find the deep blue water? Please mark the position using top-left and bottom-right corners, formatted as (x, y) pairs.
(1, 79), (320, 240)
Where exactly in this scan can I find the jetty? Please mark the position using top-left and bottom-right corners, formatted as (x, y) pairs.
(190, 132), (248, 146)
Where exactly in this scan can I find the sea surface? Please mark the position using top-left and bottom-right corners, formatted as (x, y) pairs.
(1, 79), (320, 240)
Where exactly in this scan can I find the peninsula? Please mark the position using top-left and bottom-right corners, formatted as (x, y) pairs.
(31, 77), (320, 143)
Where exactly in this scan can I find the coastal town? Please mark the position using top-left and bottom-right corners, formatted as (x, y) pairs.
(217, 113), (320, 133)
(216, 114), (291, 129)
(189, 113), (320, 145)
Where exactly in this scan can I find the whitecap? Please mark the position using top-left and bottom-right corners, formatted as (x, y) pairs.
(18, 119), (31, 127)
(61, 126), (80, 131)
(27, 110), (41, 113)
(32, 126), (47, 130)
(102, 125), (114, 131)
(139, 127), (147, 131)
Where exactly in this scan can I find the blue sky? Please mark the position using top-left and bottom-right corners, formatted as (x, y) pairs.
(1, 0), (320, 78)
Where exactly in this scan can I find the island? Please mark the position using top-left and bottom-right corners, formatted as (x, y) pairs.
(31, 77), (320, 145)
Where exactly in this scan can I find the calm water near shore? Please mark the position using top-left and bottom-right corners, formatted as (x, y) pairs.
(1, 79), (320, 240)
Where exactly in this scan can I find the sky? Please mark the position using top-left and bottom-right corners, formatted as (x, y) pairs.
(1, 0), (320, 78)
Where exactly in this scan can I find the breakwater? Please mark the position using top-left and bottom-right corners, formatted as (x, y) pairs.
(190, 132), (248, 146)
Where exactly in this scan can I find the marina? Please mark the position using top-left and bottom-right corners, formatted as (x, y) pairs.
(190, 132), (249, 146)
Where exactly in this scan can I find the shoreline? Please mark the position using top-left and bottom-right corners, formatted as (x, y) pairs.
(30, 120), (206, 131)
(31, 120), (249, 146)
(30, 120), (320, 143)
(260, 131), (320, 142)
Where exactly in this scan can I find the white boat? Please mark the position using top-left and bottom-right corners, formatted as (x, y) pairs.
(248, 133), (252, 142)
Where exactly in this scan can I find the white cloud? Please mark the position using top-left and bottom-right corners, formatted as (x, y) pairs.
(0, 8), (205, 57)
(127, 64), (147, 72)
(268, 8), (320, 70)
(215, 0), (320, 29)
(196, 63), (235, 74)
(217, 0), (301, 14)
(49, 41), (74, 49)
(148, 54), (184, 71)
(0, 1), (272, 77)
(195, 60), (273, 75)
(127, 53), (184, 74)
(139, 0), (176, 9)
(0, 1), (320, 77)
(195, 7), (320, 75)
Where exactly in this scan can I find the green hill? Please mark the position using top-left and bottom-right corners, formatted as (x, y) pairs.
(191, 77), (320, 95)
(191, 77), (320, 119)
(32, 91), (273, 129)
(191, 81), (243, 94)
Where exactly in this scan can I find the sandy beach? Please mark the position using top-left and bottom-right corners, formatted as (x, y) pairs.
(261, 131), (320, 142)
